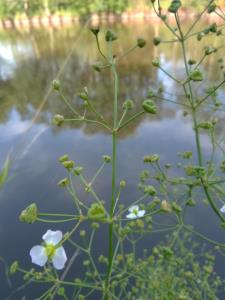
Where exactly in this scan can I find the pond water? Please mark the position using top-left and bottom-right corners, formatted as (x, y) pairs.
(0, 21), (225, 299)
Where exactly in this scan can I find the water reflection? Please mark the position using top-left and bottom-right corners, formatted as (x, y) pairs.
(0, 22), (225, 298)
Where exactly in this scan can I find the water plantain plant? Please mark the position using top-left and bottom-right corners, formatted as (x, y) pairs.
(7, 1), (225, 299)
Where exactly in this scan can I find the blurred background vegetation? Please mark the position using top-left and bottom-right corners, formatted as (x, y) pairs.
(0, 0), (224, 19)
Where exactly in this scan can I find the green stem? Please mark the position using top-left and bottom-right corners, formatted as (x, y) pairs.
(195, 79), (225, 108)
(184, 0), (214, 38)
(59, 91), (79, 117)
(95, 35), (108, 61)
(201, 179), (225, 222)
(159, 66), (181, 84)
(37, 217), (78, 223)
(175, 13), (203, 166)
(153, 95), (190, 107)
(116, 45), (138, 61)
(184, 225), (225, 248)
(39, 213), (76, 217)
(117, 111), (145, 131)
(175, 12), (225, 223)
(90, 162), (106, 185)
(104, 41), (118, 299)
(64, 118), (112, 132)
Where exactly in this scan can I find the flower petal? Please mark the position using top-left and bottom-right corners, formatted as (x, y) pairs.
(126, 213), (136, 219)
(52, 246), (67, 270)
(137, 210), (146, 218)
(220, 205), (225, 213)
(42, 230), (63, 246)
(128, 205), (139, 213)
(30, 245), (48, 267)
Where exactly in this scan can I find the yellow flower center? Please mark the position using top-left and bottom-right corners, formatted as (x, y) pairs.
(45, 244), (56, 259)
(132, 209), (138, 215)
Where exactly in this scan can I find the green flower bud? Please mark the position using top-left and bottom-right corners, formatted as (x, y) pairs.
(209, 23), (217, 33)
(161, 200), (172, 213)
(153, 37), (161, 46)
(120, 180), (126, 188)
(58, 154), (69, 163)
(188, 59), (196, 65)
(140, 170), (150, 183)
(52, 79), (60, 91)
(91, 222), (100, 229)
(83, 260), (90, 267)
(165, 163), (171, 168)
(123, 99), (134, 110)
(180, 151), (192, 159)
(184, 165), (205, 177)
(152, 58), (160, 67)
(185, 271), (194, 279)
(99, 254), (107, 264)
(143, 154), (160, 163)
(57, 178), (69, 187)
(144, 185), (156, 196)
(197, 32), (204, 41)
(142, 99), (157, 114)
(198, 121), (213, 129)
(204, 265), (213, 274)
(80, 230), (86, 237)
(34, 272), (43, 280)
(136, 219), (145, 229)
(10, 261), (19, 274)
(162, 246), (173, 257)
(73, 166), (83, 176)
(153, 197), (161, 205)
(103, 155), (111, 163)
(78, 92), (88, 101)
(74, 278), (82, 284)
(203, 27), (210, 35)
(105, 30), (117, 42)
(62, 160), (74, 170)
(147, 89), (155, 97)
(189, 69), (203, 81)
(57, 287), (65, 296)
(90, 27), (100, 36)
(204, 46), (217, 55)
(19, 203), (38, 224)
(172, 202), (182, 213)
(78, 295), (85, 300)
(92, 62), (101, 72)
(88, 203), (106, 221)
(83, 100), (88, 107)
(186, 198), (196, 207)
(168, 0), (181, 13)
(208, 3), (216, 13)
(137, 37), (146, 48)
(53, 114), (64, 126)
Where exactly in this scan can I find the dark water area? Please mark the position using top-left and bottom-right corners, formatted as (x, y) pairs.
(0, 21), (225, 299)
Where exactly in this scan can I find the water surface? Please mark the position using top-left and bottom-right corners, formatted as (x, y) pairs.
(0, 21), (225, 298)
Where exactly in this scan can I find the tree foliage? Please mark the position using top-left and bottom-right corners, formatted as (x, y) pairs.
(0, 0), (224, 18)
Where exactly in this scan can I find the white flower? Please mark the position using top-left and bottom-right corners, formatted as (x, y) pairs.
(30, 230), (67, 270)
(220, 205), (225, 213)
(126, 205), (146, 219)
